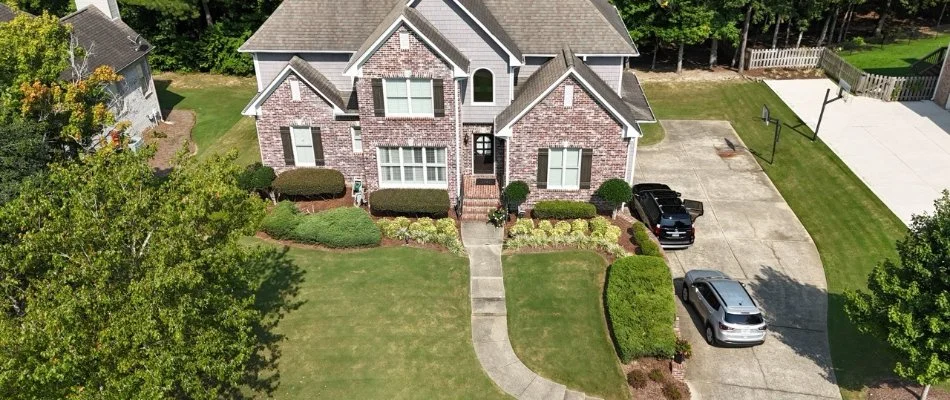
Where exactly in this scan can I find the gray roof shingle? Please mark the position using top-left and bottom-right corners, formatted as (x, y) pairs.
(240, 0), (636, 56)
(496, 48), (639, 132)
(0, 4), (15, 22)
(61, 7), (152, 79)
(621, 70), (656, 122)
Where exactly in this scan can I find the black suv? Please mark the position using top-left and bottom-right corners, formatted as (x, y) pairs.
(631, 183), (702, 249)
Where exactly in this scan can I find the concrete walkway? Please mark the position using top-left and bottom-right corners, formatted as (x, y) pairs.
(461, 222), (602, 400)
(766, 78), (950, 224)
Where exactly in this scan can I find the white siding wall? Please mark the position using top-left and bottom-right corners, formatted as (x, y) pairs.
(254, 53), (353, 92)
(111, 58), (161, 138)
(516, 56), (624, 94)
(414, 0), (510, 124)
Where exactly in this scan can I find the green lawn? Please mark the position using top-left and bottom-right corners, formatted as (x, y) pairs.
(840, 33), (950, 75)
(641, 81), (908, 399)
(155, 73), (261, 166)
(637, 122), (666, 146)
(503, 251), (630, 400)
(247, 241), (506, 399)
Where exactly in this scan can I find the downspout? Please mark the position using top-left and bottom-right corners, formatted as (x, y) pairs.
(455, 79), (462, 198)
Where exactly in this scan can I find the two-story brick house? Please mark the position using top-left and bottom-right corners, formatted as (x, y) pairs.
(240, 0), (655, 218)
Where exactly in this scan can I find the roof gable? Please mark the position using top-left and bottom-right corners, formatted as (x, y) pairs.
(343, 6), (470, 77)
(496, 48), (640, 138)
(444, 0), (522, 65)
(242, 56), (348, 116)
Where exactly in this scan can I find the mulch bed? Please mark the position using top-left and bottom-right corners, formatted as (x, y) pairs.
(622, 357), (690, 400)
(144, 109), (197, 174)
(293, 191), (355, 213)
(866, 380), (950, 400)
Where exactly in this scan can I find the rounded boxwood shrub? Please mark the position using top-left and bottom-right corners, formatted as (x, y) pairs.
(632, 222), (662, 257)
(595, 178), (632, 207)
(292, 207), (381, 248)
(606, 256), (676, 362)
(261, 201), (301, 240)
(273, 168), (345, 198)
(504, 181), (530, 203)
(237, 162), (276, 193)
(532, 200), (597, 219)
(370, 189), (450, 217)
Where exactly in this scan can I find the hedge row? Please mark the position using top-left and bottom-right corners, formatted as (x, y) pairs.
(371, 189), (450, 218)
(631, 222), (662, 257)
(260, 202), (381, 248)
(532, 200), (597, 219)
(273, 168), (345, 198)
(606, 256), (676, 362)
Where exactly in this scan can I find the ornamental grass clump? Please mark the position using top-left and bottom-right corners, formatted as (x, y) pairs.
(376, 217), (464, 255)
(504, 216), (630, 258)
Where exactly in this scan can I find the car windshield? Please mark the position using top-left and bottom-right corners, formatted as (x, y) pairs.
(725, 312), (764, 325)
(660, 214), (691, 227)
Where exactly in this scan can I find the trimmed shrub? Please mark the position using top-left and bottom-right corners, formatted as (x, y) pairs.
(662, 383), (683, 400)
(504, 181), (530, 203)
(292, 207), (381, 248)
(408, 218), (439, 243)
(553, 221), (572, 236)
(532, 200), (596, 219)
(648, 368), (665, 383)
(571, 219), (589, 234)
(590, 216), (610, 233)
(261, 201), (301, 240)
(237, 162), (276, 193)
(595, 178), (633, 207)
(371, 189), (450, 217)
(632, 222), (662, 257)
(509, 218), (534, 237)
(537, 220), (554, 233)
(627, 370), (648, 389)
(273, 168), (345, 198)
(435, 218), (457, 236)
(376, 217), (464, 255)
(606, 256), (676, 362)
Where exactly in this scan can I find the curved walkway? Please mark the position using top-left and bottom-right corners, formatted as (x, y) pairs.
(461, 223), (603, 400)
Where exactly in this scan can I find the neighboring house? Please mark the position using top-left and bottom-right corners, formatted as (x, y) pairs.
(240, 0), (655, 217)
(0, 0), (161, 146)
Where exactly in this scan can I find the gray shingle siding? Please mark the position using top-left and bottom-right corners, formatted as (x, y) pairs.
(415, 0), (509, 124)
(255, 53), (352, 93)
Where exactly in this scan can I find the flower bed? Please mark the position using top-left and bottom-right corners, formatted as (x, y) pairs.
(504, 216), (630, 258)
(376, 217), (465, 256)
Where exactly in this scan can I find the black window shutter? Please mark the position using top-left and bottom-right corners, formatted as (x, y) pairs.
(580, 149), (594, 189)
(372, 78), (385, 117)
(311, 127), (325, 166)
(433, 79), (445, 117)
(536, 149), (548, 189)
(280, 127), (295, 166)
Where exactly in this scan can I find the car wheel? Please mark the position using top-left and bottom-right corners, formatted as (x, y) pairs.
(705, 325), (717, 346)
(681, 284), (689, 302)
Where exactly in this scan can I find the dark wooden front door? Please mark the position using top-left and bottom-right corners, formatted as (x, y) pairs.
(473, 134), (494, 174)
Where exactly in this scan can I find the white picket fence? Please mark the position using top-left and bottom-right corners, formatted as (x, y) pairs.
(747, 47), (825, 69)
(747, 47), (940, 102)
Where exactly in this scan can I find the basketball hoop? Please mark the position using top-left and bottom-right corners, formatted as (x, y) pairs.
(838, 79), (852, 103)
(761, 105), (771, 126)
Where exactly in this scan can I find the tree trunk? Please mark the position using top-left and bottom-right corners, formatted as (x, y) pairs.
(201, 0), (213, 26)
(651, 39), (659, 70)
(829, 5), (840, 44)
(922, 384), (931, 400)
(738, 4), (753, 73)
(939, 2), (947, 26)
(785, 20), (792, 47)
(677, 42), (685, 73)
(842, 4), (854, 42)
(874, 0), (892, 37)
(818, 13), (831, 46)
(772, 17), (782, 48)
(796, 30), (804, 48)
(710, 38), (719, 69)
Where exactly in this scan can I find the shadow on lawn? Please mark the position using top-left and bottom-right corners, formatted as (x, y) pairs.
(155, 79), (185, 112)
(236, 246), (306, 398)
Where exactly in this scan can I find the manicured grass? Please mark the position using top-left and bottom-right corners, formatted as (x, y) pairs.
(503, 251), (630, 400)
(637, 122), (666, 146)
(248, 241), (506, 399)
(642, 81), (908, 400)
(155, 73), (261, 165)
(840, 33), (950, 75)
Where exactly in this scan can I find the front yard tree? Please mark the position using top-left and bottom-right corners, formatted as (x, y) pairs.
(0, 149), (299, 398)
(0, 12), (69, 116)
(845, 191), (950, 400)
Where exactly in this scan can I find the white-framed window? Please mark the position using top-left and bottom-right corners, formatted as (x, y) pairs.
(383, 78), (434, 117)
(291, 126), (316, 166)
(351, 126), (362, 153)
(378, 146), (447, 188)
(290, 80), (301, 101)
(399, 31), (410, 49)
(472, 68), (494, 104)
(547, 148), (581, 190)
(564, 84), (574, 107)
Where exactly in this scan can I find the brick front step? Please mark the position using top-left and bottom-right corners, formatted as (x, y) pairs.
(463, 198), (499, 207)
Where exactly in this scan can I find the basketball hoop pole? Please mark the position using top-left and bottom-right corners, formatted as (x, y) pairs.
(814, 87), (844, 142)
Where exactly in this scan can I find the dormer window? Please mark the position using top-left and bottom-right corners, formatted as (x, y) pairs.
(473, 69), (494, 104)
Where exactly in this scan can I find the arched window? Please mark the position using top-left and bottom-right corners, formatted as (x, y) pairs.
(473, 69), (494, 103)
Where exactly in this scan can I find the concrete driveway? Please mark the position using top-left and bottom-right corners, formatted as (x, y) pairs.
(635, 121), (841, 400)
(766, 78), (950, 224)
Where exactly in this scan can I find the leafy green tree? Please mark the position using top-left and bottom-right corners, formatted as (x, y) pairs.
(3, 0), (72, 15)
(595, 178), (632, 218)
(0, 121), (49, 204)
(707, 0), (743, 67)
(613, 0), (663, 69)
(0, 12), (69, 117)
(845, 191), (950, 400)
(655, 0), (714, 73)
(0, 149), (301, 398)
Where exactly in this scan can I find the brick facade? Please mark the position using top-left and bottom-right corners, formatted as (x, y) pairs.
(506, 75), (630, 208)
(357, 25), (461, 202)
(256, 74), (363, 181)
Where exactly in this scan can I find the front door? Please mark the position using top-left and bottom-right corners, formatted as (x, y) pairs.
(473, 134), (494, 174)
